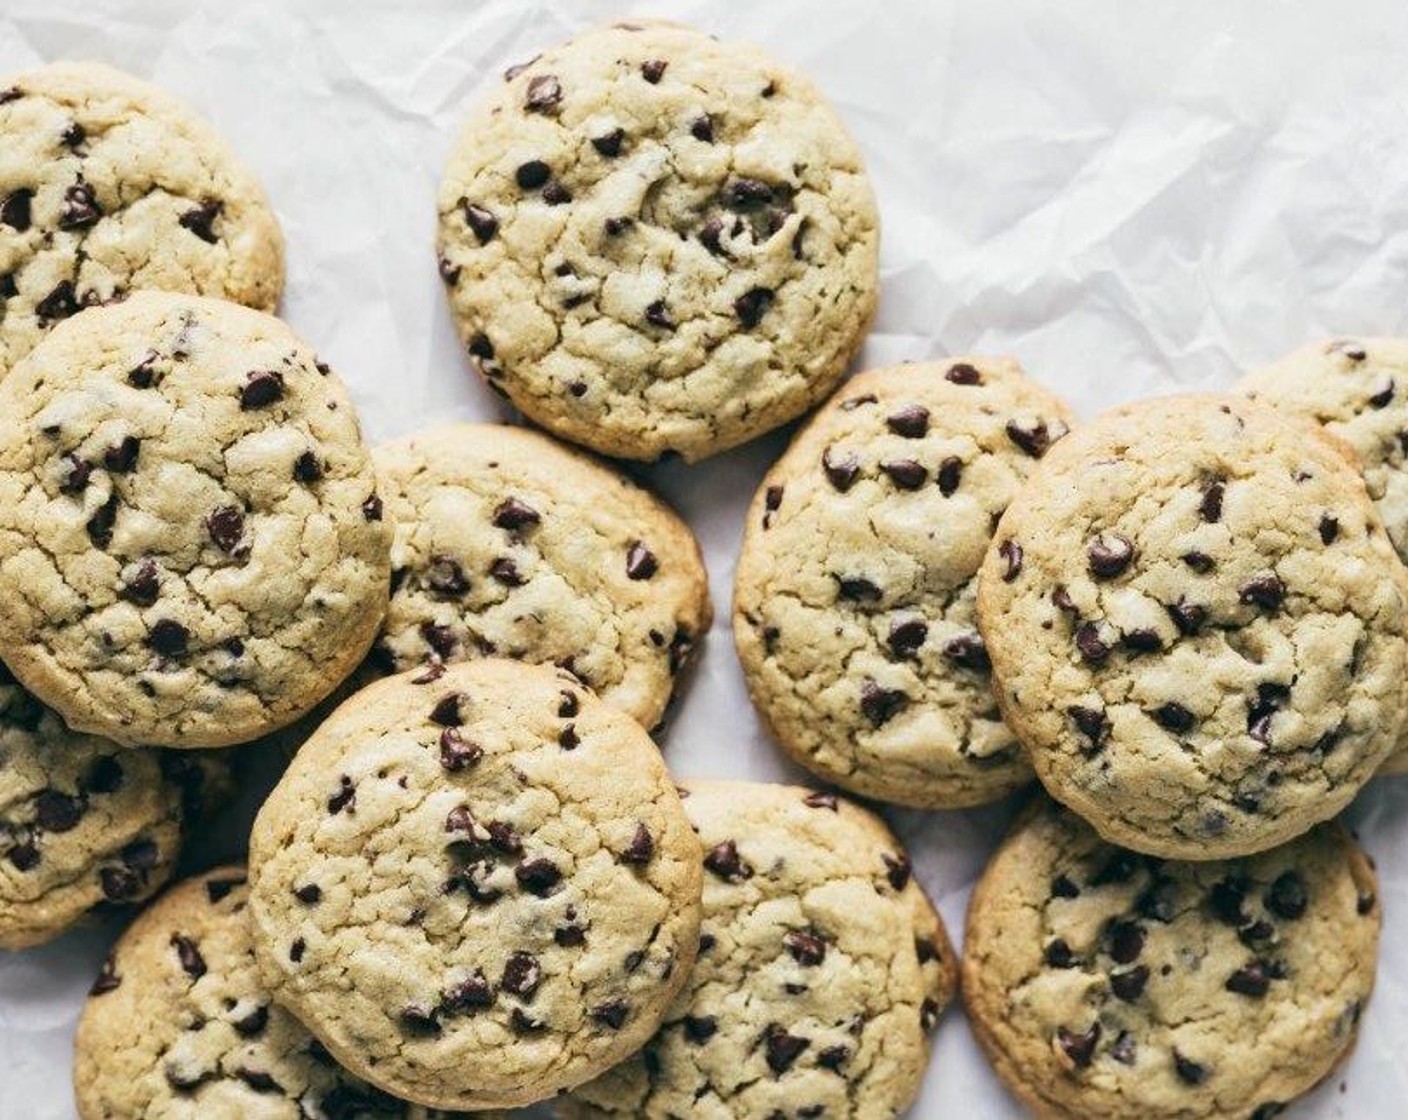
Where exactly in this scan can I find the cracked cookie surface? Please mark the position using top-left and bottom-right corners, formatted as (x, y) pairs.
(0, 290), (391, 749)
(977, 394), (1408, 859)
(733, 358), (1073, 808)
(962, 799), (1380, 1120)
(435, 20), (878, 462)
(74, 865), (469, 1119)
(0, 62), (283, 378)
(0, 664), (228, 950)
(371, 423), (710, 730)
(561, 780), (956, 1120)
(248, 658), (702, 1111)
(1238, 338), (1408, 773)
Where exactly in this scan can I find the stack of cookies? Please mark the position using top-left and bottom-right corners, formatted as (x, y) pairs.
(1, 16), (1401, 1120)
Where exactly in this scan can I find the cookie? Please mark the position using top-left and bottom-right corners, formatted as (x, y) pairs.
(371, 422), (711, 730)
(0, 665), (228, 951)
(435, 20), (879, 462)
(73, 865), (470, 1119)
(734, 358), (1073, 808)
(962, 799), (1380, 1120)
(0, 62), (284, 377)
(977, 394), (1408, 859)
(1237, 338), (1408, 773)
(0, 291), (392, 749)
(562, 780), (956, 1119)
(247, 658), (703, 1111)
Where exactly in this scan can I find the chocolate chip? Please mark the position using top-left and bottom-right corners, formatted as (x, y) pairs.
(8, 842), (38, 872)
(430, 692), (465, 726)
(171, 935), (206, 979)
(622, 823), (655, 865)
(1, 188), (32, 231)
(881, 458), (927, 489)
(763, 1024), (809, 1073)
(438, 727), (483, 772)
(1226, 959), (1275, 997)
(1182, 551), (1215, 574)
(1052, 874), (1081, 899)
(1055, 1023), (1100, 1069)
(703, 839), (753, 882)
(946, 362), (982, 385)
(362, 494), (384, 521)
(1137, 880), (1178, 923)
(1319, 514), (1339, 545)
(1173, 1050), (1209, 1085)
(1108, 919), (1145, 963)
(592, 1000), (630, 1029)
(489, 556), (524, 586)
(426, 555), (469, 598)
(36, 280), (78, 322)
(592, 128), (625, 156)
(178, 200), (222, 244)
(998, 539), (1023, 581)
(1121, 628), (1162, 654)
(147, 619), (189, 658)
(290, 938), (306, 962)
(1090, 851), (1139, 886)
(513, 160), (550, 190)
(102, 436), (140, 473)
(1200, 481), (1225, 522)
(818, 1043), (851, 1071)
(493, 497), (540, 532)
(60, 455), (93, 496)
(500, 952), (541, 998)
(645, 300), (675, 329)
(558, 724), (579, 750)
(555, 923), (586, 947)
(887, 617), (928, 657)
(557, 690), (580, 719)
(526, 74), (562, 113)
(164, 1064), (212, 1092)
(1209, 877), (1249, 925)
(887, 405), (930, 438)
(293, 450), (323, 483)
(1265, 871), (1307, 920)
(1087, 533), (1135, 578)
(34, 790), (82, 832)
(699, 215), (727, 255)
(860, 680), (907, 726)
(733, 286), (774, 328)
(486, 821), (522, 856)
(1152, 702), (1195, 733)
(603, 215), (633, 236)
(0, 274), (14, 299)
(462, 202), (498, 244)
(0, 88), (19, 105)
(515, 857), (562, 896)
(822, 446), (860, 491)
(205, 875), (245, 903)
(205, 506), (244, 553)
(420, 623), (455, 660)
(1110, 964), (1149, 1002)
(400, 1004), (441, 1035)
(683, 1014), (718, 1043)
(326, 776), (355, 815)
(783, 929), (826, 966)
(239, 369), (285, 409)
(942, 631), (990, 672)
(882, 852), (912, 890)
(935, 456), (964, 497)
(690, 115), (714, 142)
(626, 540), (658, 580)
(1358, 889), (1376, 915)
(121, 838), (159, 871)
(1044, 938), (1076, 968)
(90, 956), (121, 996)
(1107, 1030), (1136, 1065)
(1370, 379), (1396, 408)
(1075, 622), (1110, 665)
(641, 59), (668, 82)
(804, 790), (838, 811)
(86, 756), (124, 795)
(1006, 419), (1052, 457)
(1166, 599), (1207, 635)
(59, 182), (102, 228)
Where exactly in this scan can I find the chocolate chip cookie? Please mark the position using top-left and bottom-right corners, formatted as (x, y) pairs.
(0, 665), (229, 951)
(963, 798), (1380, 1120)
(0, 290), (392, 749)
(734, 358), (1073, 808)
(0, 62), (284, 378)
(74, 865), (470, 1119)
(1238, 338), (1408, 773)
(247, 658), (703, 1111)
(562, 780), (956, 1119)
(435, 20), (879, 462)
(977, 395), (1408, 859)
(371, 422), (710, 730)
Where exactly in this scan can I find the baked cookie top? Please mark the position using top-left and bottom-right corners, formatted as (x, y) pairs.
(0, 291), (391, 748)
(435, 20), (878, 462)
(977, 394), (1408, 859)
(0, 62), (283, 377)
(247, 658), (702, 1111)
(371, 423), (710, 730)
(733, 357), (1073, 808)
(963, 799), (1380, 1120)
(74, 866), (466, 1120)
(563, 780), (956, 1120)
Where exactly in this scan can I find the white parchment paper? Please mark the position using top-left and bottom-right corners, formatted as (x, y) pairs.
(4, 1), (1408, 1116)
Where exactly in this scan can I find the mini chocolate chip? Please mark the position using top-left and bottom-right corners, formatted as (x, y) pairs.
(438, 728), (483, 772)
(936, 456), (963, 496)
(887, 617), (928, 657)
(1110, 964), (1149, 1002)
(60, 182), (102, 228)
(763, 1024), (809, 1073)
(1152, 702), (1195, 733)
(626, 540), (658, 580)
(887, 405), (930, 437)
(641, 59), (667, 82)
(501, 952), (541, 998)
(1319, 514), (1339, 544)
(240, 370), (285, 409)
(703, 839), (753, 882)
(362, 494), (384, 521)
(1239, 573), (1285, 612)
(34, 790), (83, 832)
(1044, 938), (1076, 968)
(90, 956), (121, 996)
(592, 128), (625, 156)
(206, 506), (244, 553)
(645, 299), (675, 329)
(36, 280), (78, 322)
(734, 286), (774, 328)
(860, 680), (907, 726)
(804, 790), (839, 811)
(1075, 622), (1110, 664)
(430, 692), (465, 726)
(683, 1014), (718, 1043)
(1005, 419), (1052, 457)
(326, 776), (355, 814)
(1, 188), (33, 231)
(881, 458), (926, 489)
(593, 1000), (630, 1029)
(1265, 871), (1308, 920)
(1055, 1023), (1100, 1069)
(690, 115), (714, 142)
(622, 823), (655, 865)
(171, 935), (206, 979)
(946, 362), (982, 385)
(294, 883), (322, 904)
(515, 857), (562, 896)
(293, 450), (323, 483)
(1226, 959), (1274, 997)
(822, 446), (861, 491)
(493, 497), (540, 531)
(1173, 1050), (1209, 1085)
(148, 619), (189, 658)
(178, 200), (222, 244)
(462, 202), (498, 244)
(782, 929), (826, 966)
(998, 539), (1023, 581)
(400, 1004), (441, 1035)
(525, 74), (562, 113)
(1087, 533), (1135, 578)
(1108, 919), (1145, 963)
(882, 852), (912, 890)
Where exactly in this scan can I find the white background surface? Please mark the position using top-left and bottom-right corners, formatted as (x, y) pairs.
(4, 1), (1408, 1116)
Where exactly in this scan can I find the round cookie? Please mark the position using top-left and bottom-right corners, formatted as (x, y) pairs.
(0, 62), (284, 377)
(0, 665), (227, 951)
(562, 780), (956, 1119)
(247, 658), (703, 1111)
(734, 357), (1073, 808)
(435, 20), (879, 462)
(1238, 338), (1408, 773)
(963, 799), (1380, 1120)
(372, 423), (711, 730)
(74, 865), (467, 1119)
(0, 291), (392, 749)
(977, 394), (1408, 859)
